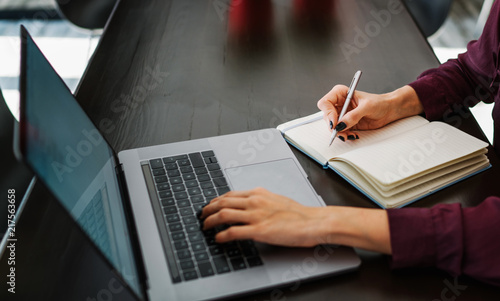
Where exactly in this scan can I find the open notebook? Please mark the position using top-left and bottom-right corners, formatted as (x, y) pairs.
(277, 112), (491, 208)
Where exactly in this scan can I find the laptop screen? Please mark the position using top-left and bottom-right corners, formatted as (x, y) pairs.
(19, 28), (143, 298)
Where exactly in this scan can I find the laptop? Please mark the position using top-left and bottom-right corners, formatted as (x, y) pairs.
(17, 26), (360, 300)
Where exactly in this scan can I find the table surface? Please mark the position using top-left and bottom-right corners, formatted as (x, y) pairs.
(4, 0), (500, 300)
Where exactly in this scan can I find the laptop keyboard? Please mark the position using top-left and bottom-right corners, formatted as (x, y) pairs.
(149, 150), (264, 283)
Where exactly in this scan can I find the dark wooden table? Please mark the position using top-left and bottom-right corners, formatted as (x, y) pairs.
(2, 0), (500, 300)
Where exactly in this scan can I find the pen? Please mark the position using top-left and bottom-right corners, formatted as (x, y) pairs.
(329, 70), (362, 146)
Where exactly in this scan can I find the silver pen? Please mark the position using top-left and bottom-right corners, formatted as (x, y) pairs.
(329, 70), (362, 146)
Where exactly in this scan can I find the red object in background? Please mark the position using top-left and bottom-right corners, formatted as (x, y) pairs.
(228, 0), (273, 39)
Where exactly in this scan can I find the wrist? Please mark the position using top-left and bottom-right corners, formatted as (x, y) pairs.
(319, 206), (392, 254)
(385, 85), (424, 120)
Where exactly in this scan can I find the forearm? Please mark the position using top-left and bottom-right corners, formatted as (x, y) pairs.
(320, 206), (392, 254)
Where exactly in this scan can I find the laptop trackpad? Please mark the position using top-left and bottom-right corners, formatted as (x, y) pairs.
(225, 159), (322, 207)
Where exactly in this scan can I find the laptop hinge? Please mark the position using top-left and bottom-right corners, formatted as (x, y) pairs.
(114, 163), (150, 297)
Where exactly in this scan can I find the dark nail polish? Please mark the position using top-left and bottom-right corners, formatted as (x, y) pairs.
(356, 134), (359, 139)
(348, 135), (355, 141)
(335, 122), (347, 132)
(329, 120), (333, 129)
(339, 136), (345, 142)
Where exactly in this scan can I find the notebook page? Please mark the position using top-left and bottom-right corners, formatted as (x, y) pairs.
(281, 114), (429, 163)
(336, 122), (489, 186)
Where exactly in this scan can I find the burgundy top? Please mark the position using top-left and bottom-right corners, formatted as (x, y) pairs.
(387, 1), (500, 287)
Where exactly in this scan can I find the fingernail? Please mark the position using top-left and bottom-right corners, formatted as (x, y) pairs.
(348, 135), (355, 141)
(335, 122), (346, 132)
(329, 120), (333, 129)
(356, 134), (359, 139)
(338, 136), (345, 142)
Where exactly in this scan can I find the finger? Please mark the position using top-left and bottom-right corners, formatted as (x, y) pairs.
(336, 102), (368, 132)
(345, 130), (359, 141)
(200, 196), (249, 219)
(215, 225), (257, 243)
(317, 85), (349, 129)
(203, 208), (254, 230)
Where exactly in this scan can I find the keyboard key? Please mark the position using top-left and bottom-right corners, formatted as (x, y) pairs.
(171, 232), (186, 241)
(230, 257), (247, 270)
(166, 214), (180, 223)
(149, 159), (163, 169)
(208, 156), (218, 163)
(183, 270), (198, 281)
(189, 153), (205, 168)
(177, 199), (191, 208)
(191, 195), (205, 203)
(172, 184), (186, 192)
(203, 189), (217, 198)
(204, 157), (212, 164)
(200, 181), (214, 189)
(202, 150), (215, 157)
(179, 208), (193, 216)
(165, 163), (177, 170)
(167, 170), (181, 177)
(157, 183), (170, 191)
(183, 216), (198, 224)
(198, 261), (215, 277)
(183, 173), (196, 181)
(174, 240), (189, 250)
(193, 203), (205, 216)
(213, 256), (230, 274)
(180, 166), (193, 173)
(195, 167), (208, 175)
(210, 246), (224, 256)
(170, 177), (183, 185)
(227, 248), (241, 258)
(191, 242), (206, 253)
(177, 249), (191, 260)
(174, 191), (189, 199)
(185, 180), (198, 188)
(177, 159), (190, 166)
(153, 168), (166, 176)
(217, 186), (230, 195)
(197, 174), (211, 182)
(173, 155), (189, 161)
(154, 176), (168, 183)
(210, 170), (224, 178)
(180, 260), (195, 270)
(188, 232), (204, 242)
(163, 206), (178, 215)
(159, 190), (173, 199)
(185, 224), (200, 233)
(207, 163), (221, 171)
(168, 222), (183, 232)
(247, 256), (264, 267)
(213, 177), (227, 187)
(188, 187), (202, 195)
(162, 156), (176, 164)
(161, 198), (175, 207)
(194, 251), (210, 262)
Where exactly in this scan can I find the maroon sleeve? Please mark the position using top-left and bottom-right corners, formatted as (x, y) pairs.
(408, 0), (500, 121)
(387, 197), (500, 287)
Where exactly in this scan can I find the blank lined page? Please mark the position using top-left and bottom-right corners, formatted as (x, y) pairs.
(280, 113), (429, 162)
(337, 122), (489, 186)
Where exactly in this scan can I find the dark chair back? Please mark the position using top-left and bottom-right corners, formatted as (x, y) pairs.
(55, 0), (118, 29)
(404, 0), (453, 37)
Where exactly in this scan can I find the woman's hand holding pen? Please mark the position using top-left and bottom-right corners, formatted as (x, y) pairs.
(317, 85), (424, 141)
